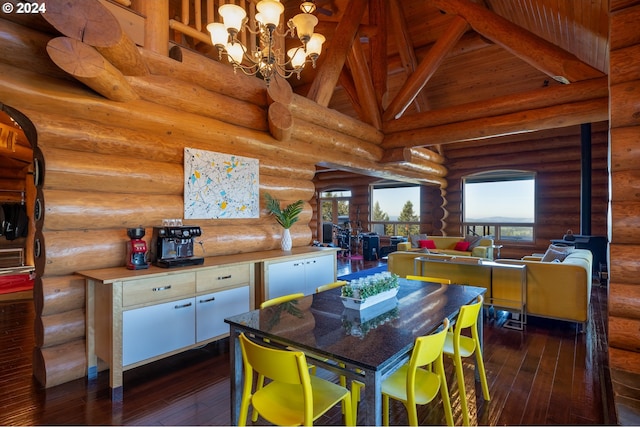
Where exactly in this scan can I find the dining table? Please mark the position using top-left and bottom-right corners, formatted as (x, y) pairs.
(225, 278), (487, 426)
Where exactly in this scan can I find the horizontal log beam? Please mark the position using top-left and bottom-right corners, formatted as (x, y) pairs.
(384, 77), (609, 134)
(381, 98), (609, 149)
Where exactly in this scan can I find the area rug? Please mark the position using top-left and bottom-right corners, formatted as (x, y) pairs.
(337, 265), (388, 281)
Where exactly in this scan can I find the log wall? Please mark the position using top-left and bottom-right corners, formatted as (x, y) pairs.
(441, 123), (609, 260)
(608, 0), (640, 384)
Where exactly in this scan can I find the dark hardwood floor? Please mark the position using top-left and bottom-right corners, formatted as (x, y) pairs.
(0, 256), (615, 425)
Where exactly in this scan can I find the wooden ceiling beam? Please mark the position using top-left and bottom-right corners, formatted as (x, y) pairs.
(368, 0), (388, 109)
(347, 38), (382, 129)
(307, 0), (369, 107)
(387, 0), (431, 114)
(338, 68), (365, 120)
(381, 97), (609, 149)
(429, 0), (605, 83)
(383, 76), (608, 133)
(383, 15), (469, 120)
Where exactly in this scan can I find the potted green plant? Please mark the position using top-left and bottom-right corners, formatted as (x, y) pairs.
(264, 193), (304, 251)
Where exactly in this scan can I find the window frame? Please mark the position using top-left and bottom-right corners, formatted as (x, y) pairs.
(369, 182), (421, 238)
(462, 170), (536, 245)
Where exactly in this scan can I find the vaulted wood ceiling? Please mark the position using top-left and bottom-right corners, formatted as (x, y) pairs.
(280, 0), (608, 138)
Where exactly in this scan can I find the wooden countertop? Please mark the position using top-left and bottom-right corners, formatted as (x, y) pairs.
(77, 246), (339, 283)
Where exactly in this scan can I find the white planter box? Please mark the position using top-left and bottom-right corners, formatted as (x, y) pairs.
(340, 287), (399, 311)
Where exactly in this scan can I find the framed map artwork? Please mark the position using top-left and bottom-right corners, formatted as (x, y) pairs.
(184, 148), (260, 219)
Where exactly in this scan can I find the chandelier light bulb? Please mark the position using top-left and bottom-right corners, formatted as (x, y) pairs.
(207, 22), (228, 48)
(256, 0), (284, 27)
(306, 33), (325, 58)
(219, 4), (247, 35)
(287, 47), (307, 69)
(226, 42), (245, 64)
(291, 12), (318, 43)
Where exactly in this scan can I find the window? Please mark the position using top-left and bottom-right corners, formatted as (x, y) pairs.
(370, 183), (420, 237)
(463, 170), (535, 243)
(320, 190), (351, 227)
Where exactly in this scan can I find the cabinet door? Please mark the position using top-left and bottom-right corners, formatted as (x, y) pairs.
(122, 297), (195, 366)
(304, 255), (336, 295)
(267, 259), (306, 299)
(196, 286), (250, 342)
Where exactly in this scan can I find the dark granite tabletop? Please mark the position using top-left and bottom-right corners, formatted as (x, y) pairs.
(225, 278), (487, 372)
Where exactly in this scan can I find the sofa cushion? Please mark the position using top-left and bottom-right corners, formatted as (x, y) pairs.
(464, 234), (483, 250)
(419, 239), (436, 249)
(454, 241), (471, 251)
(541, 244), (573, 262)
(410, 234), (428, 248)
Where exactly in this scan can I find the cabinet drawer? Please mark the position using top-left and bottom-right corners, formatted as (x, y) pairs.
(197, 264), (250, 292)
(122, 273), (196, 307)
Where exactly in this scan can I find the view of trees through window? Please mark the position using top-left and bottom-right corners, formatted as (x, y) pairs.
(320, 190), (351, 227)
(370, 185), (420, 237)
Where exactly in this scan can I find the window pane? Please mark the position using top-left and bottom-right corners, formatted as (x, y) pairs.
(499, 226), (534, 241)
(464, 179), (534, 223)
(321, 200), (333, 222)
(371, 186), (420, 222)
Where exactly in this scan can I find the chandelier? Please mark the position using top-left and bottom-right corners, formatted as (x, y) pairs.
(207, 0), (325, 86)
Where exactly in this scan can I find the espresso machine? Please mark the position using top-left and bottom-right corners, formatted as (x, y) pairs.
(126, 227), (150, 270)
(151, 225), (205, 268)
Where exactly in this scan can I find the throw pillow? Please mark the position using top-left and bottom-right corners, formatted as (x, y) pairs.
(419, 239), (436, 249)
(410, 233), (428, 248)
(540, 244), (573, 263)
(454, 241), (471, 251)
(464, 234), (483, 250)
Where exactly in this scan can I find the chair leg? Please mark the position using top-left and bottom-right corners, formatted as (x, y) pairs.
(454, 354), (471, 426)
(342, 393), (354, 426)
(382, 394), (390, 426)
(251, 374), (265, 422)
(406, 401), (419, 426)
(475, 350), (491, 401)
(439, 368), (454, 426)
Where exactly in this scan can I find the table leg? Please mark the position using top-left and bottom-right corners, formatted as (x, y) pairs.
(229, 326), (242, 426)
(362, 368), (382, 426)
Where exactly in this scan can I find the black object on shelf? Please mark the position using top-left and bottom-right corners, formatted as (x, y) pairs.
(551, 235), (607, 277)
(362, 234), (380, 261)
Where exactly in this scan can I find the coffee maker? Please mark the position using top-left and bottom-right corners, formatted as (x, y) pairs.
(126, 227), (149, 270)
(151, 225), (205, 268)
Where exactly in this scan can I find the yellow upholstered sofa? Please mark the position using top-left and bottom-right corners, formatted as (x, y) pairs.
(388, 251), (492, 289)
(496, 249), (593, 326)
(388, 248), (593, 328)
(396, 236), (494, 259)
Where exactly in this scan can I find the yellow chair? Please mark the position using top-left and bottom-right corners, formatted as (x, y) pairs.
(267, 287), (363, 420)
(260, 293), (305, 308)
(381, 318), (453, 426)
(443, 295), (490, 426)
(316, 280), (348, 293)
(406, 275), (452, 285)
(238, 333), (354, 426)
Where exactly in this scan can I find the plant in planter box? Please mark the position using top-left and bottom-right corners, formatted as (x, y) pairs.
(341, 272), (400, 301)
(264, 192), (304, 251)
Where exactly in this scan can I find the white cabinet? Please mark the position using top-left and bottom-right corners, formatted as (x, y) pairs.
(196, 286), (250, 342)
(265, 252), (336, 299)
(122, 297), (196, 366)
(303, 255), (335, 294)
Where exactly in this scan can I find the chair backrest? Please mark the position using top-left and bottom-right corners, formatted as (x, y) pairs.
(410, 317), (450, 368)
(452, 295), (484, 352)
(260, 292), (305, 309)
(239, 333), (314, 424)
(406, 275), (452, 285)
(316, 280), (348, 293)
